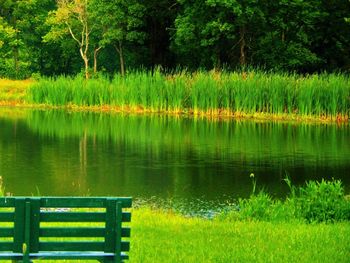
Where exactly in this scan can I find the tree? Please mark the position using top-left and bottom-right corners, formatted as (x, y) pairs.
(143, 0), (178, 69)
(173, 0), (265, 68)
(252, 0), (325, 71)
(44, 0), (93, 79)
(0, 0), (26, 78)
(314, 0), (350, 71)
(94, 0), (146, 76)
(205, 0), (266, 66)
(0, 16), (16, 54)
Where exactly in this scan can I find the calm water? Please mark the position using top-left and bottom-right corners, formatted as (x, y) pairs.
(0, 108), (349, 211)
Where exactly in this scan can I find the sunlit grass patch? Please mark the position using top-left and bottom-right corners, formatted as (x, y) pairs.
(0, 79), (33, 102)
(130, 207), (350, 263)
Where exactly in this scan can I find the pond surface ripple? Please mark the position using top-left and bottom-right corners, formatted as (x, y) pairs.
(0, 108), (349, 213)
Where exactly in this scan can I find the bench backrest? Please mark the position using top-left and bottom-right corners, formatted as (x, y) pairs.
(0, 197), (132, 261)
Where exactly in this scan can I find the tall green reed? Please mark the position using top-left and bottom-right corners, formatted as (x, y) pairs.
(28, 70), (350, 119)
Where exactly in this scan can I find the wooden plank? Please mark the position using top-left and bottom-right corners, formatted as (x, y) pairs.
(39, 242), (105, 251)
(122, 227), (131, 238)
(0, 228), (13, 237)
(104, 199), (117, 253)
(1, 197), (132, 208)
(23, 200), (31, 262)
(0, 252), (23, 260)
(114, 202), (123, 262)
(29, 251), (129, 260)
(40, 197), (132, 208)
(0, 212), (14, 222)
(40, 228), (105, 237)
(121, 241), (130, 252)
(30, 198), (41, 253)
(39, 227), (131, 238)
(0, 198), (15, 207)
(0, 242), (13, 251)
(40, 212), (106, 222)
(13, 198), (25, 253)
(40, 227), (130, 238)
(122, 212), (131, 222)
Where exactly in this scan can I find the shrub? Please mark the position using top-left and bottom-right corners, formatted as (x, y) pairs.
(222, 178), (350, 223)
(294, 179), (350, 222)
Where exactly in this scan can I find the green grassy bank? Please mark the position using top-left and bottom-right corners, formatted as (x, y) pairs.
(0, 208), (349, 262)
(129, 179), (350, 262)
(130, 208), (350, 263)
(27, 70), (350, 121)
(1, 179), (350, 262)
(0, 78), (32, 104)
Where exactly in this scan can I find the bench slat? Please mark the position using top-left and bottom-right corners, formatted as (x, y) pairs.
(41, 212), (106, 222)
(39, 241), (130, 252)
(39, 242), (104, 251)
(40, 227), (105, 237)
(0, 242), (13, 251)
(123, 212), (132, 222)
(40, 197), (132, 208)
(1, 197), (131, 208)
(0, 252), (129, 260)
(0, 212), (14, 222)
(0, 199), (15, 207)
(40, 227), (130, 238)
(0, 253), (23, 260)
(40, 211), (131, 222)
(0, 228), (13, 237)
(30, 252), (129, 260)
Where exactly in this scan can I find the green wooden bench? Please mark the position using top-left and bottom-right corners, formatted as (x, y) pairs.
(0, 197), (132, 263)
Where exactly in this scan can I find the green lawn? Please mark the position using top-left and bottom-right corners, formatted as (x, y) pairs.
(130, 208), (350, 263)
(0, 207), (349, 262)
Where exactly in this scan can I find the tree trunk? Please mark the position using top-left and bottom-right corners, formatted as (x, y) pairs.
(13, 46), (19, 78)
(93, 47), (102, 75)
(239, 26), (246, 66)
(115, 41), (125, 77)
(84, 57), (89, 79)
(79, 47), (89, 79)
(12, 17), (19, 78)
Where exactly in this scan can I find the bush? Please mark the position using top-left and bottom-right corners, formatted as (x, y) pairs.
(238, 191), (274, 221)
(221, 178), (350, 223)
(294, 179), (350, 222)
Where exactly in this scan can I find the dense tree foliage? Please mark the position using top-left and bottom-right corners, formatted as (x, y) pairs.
(0, 0), (350, 78)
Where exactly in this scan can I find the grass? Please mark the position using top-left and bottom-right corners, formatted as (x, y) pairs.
(130, 208), (350, 263)
(1, 179), (350, 262)
(1, 70), (350, 121)
(0, 78), (32, 103)
(24, 70), (350, 121)
(0, 208), (349, 262)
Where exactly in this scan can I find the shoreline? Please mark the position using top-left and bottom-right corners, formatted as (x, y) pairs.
(0, 100), (348, 124)
(1, 74), (349, 124)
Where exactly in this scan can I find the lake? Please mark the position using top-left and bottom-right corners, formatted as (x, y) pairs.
(0, 108), (349, 213)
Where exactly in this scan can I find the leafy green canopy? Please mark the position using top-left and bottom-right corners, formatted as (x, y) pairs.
(1, 0), (350, 78)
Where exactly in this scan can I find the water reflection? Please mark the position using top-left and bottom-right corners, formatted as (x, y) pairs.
(0, 108), (349, 206)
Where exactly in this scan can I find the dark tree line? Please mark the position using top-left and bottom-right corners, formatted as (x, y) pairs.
(1, 0), (350, 79)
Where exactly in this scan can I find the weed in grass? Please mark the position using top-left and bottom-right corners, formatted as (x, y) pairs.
(0, 176), (3, 197)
